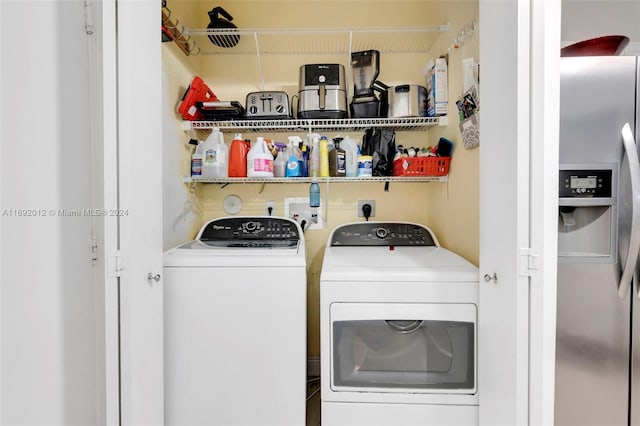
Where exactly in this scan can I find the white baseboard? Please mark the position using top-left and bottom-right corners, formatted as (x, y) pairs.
(307, 356), (320, 377)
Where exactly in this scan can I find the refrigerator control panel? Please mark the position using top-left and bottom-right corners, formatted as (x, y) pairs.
(559, 169), (612, 198)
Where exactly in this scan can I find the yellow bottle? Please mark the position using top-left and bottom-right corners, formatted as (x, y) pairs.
(319, 136), (330, 177)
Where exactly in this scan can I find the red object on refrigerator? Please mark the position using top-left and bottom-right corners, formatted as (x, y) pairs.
(561, 35), (630, 57)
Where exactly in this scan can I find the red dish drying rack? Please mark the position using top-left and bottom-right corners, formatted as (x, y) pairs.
(393, 156), (451, 177)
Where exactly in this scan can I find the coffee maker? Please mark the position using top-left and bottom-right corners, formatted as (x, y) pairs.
(349, 50), (381, 118)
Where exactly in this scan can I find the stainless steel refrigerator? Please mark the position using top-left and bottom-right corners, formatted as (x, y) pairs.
(557, 55), (640, 426)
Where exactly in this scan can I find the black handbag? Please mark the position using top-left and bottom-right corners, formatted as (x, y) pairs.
(361, 128), (396, 176)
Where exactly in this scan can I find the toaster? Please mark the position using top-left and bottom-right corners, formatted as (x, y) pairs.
(297, 64), (348, 119)
(245, 91), (292, 119)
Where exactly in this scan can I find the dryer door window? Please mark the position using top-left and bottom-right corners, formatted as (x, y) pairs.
(330, 303), (476, 394)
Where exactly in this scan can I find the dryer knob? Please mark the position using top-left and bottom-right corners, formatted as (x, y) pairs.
(376, 228), (388, 239)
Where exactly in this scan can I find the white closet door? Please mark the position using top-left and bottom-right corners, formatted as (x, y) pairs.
(478, 3), (531, 423)
(1, 1), (106, 424)
(101, 0), (164, 424)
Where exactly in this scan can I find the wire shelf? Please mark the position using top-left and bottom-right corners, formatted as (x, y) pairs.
(183, 176), (447, 184)
(183, 25), (448, 55)
(182, 116), (447, 133)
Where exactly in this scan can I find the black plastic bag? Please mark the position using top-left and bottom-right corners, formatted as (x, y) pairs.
(361, 128), (396, 176)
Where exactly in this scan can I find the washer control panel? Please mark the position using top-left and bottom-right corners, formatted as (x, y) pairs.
(199, 217), (300, 248)
(330, 222), (436, 247)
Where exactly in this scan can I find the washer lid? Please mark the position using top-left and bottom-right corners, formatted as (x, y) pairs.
(320, 245), (478, 282)
(163, 239), (306, 267)
(163, 216), (306, 267)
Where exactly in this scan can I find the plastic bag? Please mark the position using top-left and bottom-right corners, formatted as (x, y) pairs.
(361, 128), (396, 176)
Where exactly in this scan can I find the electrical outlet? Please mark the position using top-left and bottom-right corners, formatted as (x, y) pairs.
(284, 197), (323, 230)
(358, 200), (376, 218)
(265, 200), (276, 216)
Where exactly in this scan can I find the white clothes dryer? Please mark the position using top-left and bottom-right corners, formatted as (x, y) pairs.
(163, 216), (307, 426)
(320, 222), (479, 426)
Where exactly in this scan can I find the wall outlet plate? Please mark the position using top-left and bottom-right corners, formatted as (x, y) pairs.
(265, 200), (276, 216)
(358, 200), (376, 218)
(284, 197), (323, 230)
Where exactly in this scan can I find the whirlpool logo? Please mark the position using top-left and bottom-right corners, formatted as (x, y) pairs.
(211, 225), (230, 230)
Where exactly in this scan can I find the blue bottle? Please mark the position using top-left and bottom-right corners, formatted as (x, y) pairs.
(299, 144), (309, 177)
(309, 180), (320, 207)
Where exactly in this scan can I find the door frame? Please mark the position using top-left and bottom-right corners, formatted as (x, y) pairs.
(100, 0), (562, 423)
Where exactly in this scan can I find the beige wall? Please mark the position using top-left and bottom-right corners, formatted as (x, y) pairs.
(425, 0), (479, 264)
(162, 0), (478, 356)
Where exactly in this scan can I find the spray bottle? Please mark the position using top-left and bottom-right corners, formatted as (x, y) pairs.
(309, 134), (320, 178)
(286, 136), (303, 177)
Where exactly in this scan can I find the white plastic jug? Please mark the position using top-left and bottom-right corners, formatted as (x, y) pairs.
(341, 135), (359, 177)
(201, 128), (228, 178)
(247, 137), (274, 178)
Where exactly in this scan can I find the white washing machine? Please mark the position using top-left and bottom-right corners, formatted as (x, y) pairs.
(320, 222), (479, 426)
(163, 216), (307, 426)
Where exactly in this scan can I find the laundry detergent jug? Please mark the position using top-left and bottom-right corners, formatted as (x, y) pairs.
(228, 133), (249, 177)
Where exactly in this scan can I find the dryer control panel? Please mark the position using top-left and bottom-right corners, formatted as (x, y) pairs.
(330, 222), (436, 247)
(198, 217), (300, 248)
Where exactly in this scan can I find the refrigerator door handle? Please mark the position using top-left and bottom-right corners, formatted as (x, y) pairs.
(619, 122), (640, 298)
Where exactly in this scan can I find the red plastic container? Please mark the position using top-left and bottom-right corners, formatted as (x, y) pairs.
(393, 157), (451, 177)
(228, 136), (250, 177)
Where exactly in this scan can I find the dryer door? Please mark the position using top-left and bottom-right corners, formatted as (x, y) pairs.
(330, 302), (476, 395)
